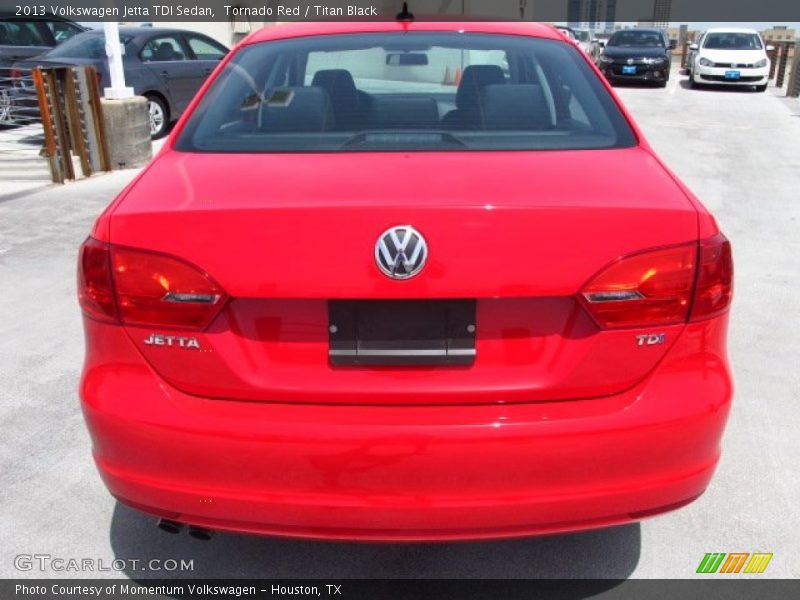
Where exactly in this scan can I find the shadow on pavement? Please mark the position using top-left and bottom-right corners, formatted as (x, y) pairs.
(110, 502), (640, 583)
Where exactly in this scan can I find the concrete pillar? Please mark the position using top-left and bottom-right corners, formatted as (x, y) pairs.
(100, 96), (152, 170)
(103, 22), (134, 100)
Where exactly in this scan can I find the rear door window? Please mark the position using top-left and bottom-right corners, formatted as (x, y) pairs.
(45, 21), (83, 44)
(141, 36), (187, 62)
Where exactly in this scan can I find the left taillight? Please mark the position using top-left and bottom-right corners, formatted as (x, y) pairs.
(78, 237), (118, 323)
(77, 238), (226, 330)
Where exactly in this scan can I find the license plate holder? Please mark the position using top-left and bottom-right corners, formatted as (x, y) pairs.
(725, 70), (741, 80)
(622, 65), (637, 75)
(329, 300), (476, 366)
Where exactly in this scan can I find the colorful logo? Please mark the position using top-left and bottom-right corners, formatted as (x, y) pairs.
(696, 552), (773, 574)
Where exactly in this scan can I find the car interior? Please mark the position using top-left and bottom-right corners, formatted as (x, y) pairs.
(0, 22), (45, 46)
(703, 33), (762, 50)
(608, 31), (664, 47)
(180, 34), (634, 152)
(141, 38), (186, 62)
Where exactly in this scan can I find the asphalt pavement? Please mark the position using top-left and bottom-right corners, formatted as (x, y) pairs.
(0, 77), (798, 580)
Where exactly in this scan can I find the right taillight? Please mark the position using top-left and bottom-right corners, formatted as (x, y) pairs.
(689, 233), (733, 321)
(77, 237), (227, 330)
(580, 234), (732, 330)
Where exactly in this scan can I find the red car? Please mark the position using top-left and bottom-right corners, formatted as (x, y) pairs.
(78, 21), (733, 541)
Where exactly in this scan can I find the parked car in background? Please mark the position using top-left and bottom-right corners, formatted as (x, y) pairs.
(687, 28), (771, 92)
(78, 21), (733, 542)
(684, 31), (705, 75)
(590, 32), (611, 62)
(597, 28), (674, 87)
(573, 29), (596, 55)
(0, 14), (86, 124)
(12, 27), (229, 137)
(555, 25), (582, 49)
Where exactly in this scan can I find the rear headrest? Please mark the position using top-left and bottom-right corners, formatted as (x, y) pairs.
(369, 96), (439, 129)
(456, 65), (506, 109)
(480, 84), (552, 130)
(259, 87), (335, 133)
(311, 69), (359, 106)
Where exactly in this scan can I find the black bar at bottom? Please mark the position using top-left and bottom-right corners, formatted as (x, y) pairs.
(2, 579), (799, 600)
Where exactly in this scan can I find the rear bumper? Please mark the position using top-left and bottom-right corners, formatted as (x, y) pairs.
(80, 315), (732, 541)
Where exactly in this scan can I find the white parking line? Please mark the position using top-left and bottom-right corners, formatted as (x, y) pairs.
(669, 74), (681, 95)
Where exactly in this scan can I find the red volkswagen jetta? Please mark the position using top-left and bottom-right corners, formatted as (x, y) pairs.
(78, 21), (733, 540)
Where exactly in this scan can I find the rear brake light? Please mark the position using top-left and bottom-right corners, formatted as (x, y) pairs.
(580, 243), (696, 329)
(690, 233), (733, 321)
(77, 238), (226, 330)
(111, 246), (226, 330)
(78, 238), (117, 323)
(580, 235), (733, 330)
(10, 68), (23, 80)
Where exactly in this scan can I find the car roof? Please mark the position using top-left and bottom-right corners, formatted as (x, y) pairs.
(76, 27), (200, 38)
(245, 21), (562, 45)
(612, 28), (663, 34)
(0, 13), (86, 25)
(704, 27), (760, 35)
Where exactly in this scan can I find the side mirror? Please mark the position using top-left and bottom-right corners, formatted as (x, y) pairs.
(669, 40), (677, 50)
(689, 44), (698, 51)
(766, 45), (775, 52)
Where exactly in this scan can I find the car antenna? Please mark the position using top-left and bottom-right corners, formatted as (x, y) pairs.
(396, 2), (415, 21)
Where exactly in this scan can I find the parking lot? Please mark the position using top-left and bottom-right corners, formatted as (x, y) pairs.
(1, 77), (798, 580)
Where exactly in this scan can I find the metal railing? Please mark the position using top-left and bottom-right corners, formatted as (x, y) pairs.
(789, 49), (800, 98)
(0, 67), (50, 183)
(0, 67), (41, 127)
(0, 65), (110, 183)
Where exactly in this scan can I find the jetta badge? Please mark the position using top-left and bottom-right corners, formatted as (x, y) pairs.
(375, 225), (428, 279)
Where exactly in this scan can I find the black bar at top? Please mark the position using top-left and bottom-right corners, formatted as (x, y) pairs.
(1, 0), (799, 23)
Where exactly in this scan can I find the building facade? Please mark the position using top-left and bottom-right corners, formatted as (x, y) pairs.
(567, 0), (617, 31)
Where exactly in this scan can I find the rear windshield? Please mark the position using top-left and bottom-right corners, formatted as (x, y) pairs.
(703, 33), (763, 50)
(175, 32), (636, 153)
(48, 33), (131, 59)
(607, 30), (664, 48)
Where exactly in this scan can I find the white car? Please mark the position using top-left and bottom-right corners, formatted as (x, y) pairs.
(688, 28), (772, 91)
(555, 26), (583, 50)
(573, 29), (595, 54)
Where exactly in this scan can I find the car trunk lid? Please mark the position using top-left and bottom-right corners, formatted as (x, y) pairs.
(109, 147), (698, 405)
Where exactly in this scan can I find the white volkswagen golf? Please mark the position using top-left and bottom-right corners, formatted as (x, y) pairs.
(688, 28), (772, 91)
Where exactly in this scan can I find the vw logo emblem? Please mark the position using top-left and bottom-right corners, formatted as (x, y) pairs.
(375, 225), (428, 280)
(627, 58), (634, 65)
(731, 63), (738, 68)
